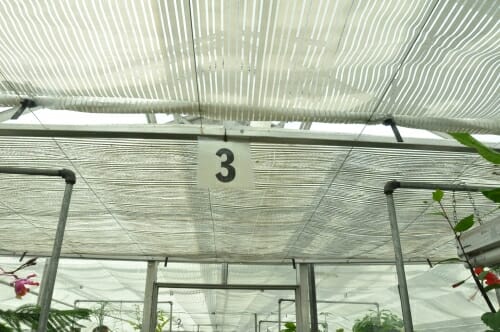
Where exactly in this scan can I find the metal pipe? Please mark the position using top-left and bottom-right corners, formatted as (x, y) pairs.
(278, 299), (295, 330)
(254, 313), (258, 332)
(384, 180), (496, 194)
(296, 265), (310, 331)
(309, 264), (318, 332)
(383, 179), (500, 332)
(150, 283), (159, 332)
(386, 193), (413, 332)
(0, 166), (77, 330)
(142, 261), (158, 332)
(37, 181), (74, 332)
(155, 282), (297, 291)
(258, 320), (280, 332)
(278, 298), (380, 328)
(0, 123), (493, 155)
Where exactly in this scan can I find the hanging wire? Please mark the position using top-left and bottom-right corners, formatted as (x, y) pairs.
(452, 190), (458, 225)
(467, 190), (483, 225)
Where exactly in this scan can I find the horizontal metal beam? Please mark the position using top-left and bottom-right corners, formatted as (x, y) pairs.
(0, 123), (487, 153)
(0, 252), (453, 265)
(156, 282), (298, 291)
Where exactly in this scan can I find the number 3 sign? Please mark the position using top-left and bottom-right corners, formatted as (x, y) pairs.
(197, 137), (255, 189)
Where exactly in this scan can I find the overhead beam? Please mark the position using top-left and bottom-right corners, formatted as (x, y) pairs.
(0, 123), (489, 154)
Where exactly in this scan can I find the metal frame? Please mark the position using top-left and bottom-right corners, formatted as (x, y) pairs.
(278, 299), (380, 330)
(258, 320), (281, 332)
(150, 283), (299, 332)
(74, 299), (173, 332)
(0, 167), (75, 332)
(0, 123), (488, 154)
(384, 180), (498, 332)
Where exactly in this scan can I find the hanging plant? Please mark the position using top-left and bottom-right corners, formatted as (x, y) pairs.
(0, 257), (39, 298)
(431, 132), (500, 330)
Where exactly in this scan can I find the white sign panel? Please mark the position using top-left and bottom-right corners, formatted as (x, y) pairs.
(197, 137), (255, 189)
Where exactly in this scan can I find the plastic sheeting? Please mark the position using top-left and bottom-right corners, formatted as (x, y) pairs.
(0, 130), (498, 262)
(0, 0), (498, 133)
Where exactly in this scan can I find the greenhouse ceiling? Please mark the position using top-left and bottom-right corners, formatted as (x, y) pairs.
(0, 0), (498, 264)
(0, 0), (498, 133)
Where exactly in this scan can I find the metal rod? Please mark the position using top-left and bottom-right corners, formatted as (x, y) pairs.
(254, 314), (258, 332)
(0, 123), (492, 154)
(278, 299), (296, 330)
(75, 299), (173, 305)
(37, 182), (74, 332)
(142, 261), (158, 332)
(386, 193), (413, 332)
(309, 264), (318, 332)
(296, 264), (310, 332)
(150, 283), (159, 332)
(169, 296), (173, 332)
(36, 258), (51, 307)
(155, 282), (297, 291)
(397, 181), (495, 193)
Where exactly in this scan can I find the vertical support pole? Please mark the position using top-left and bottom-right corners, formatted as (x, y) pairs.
(142, 261), (158, 332)
(36, 258), (51, 307)
(278, 300), (282, 331)
(37, 182), (74, 332)
(386, 193), (414, 332)
(32, 258), (51, 332)
(169, 301), (173, 332)
(308, 264), (318, 332)
(296, 264), (311, 332)
(221, 263), (229, 285)
(254, 313), (258, 332)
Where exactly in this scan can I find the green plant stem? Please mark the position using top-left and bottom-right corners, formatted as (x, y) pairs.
(438, 202), (497, 312)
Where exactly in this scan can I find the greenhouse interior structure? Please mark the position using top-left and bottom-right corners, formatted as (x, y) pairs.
(0, 0), (499, 331)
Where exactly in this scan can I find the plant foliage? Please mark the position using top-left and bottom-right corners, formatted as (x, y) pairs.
(0, 305), (91, 332)
(352, 310), (403, 332)
(449, 133), (500, 164)
(481, 312), (500, 331)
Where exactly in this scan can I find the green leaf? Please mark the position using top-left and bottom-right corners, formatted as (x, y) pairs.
(481, 312), (500, 330)
(478, 270), (490, 280)
(449, 132), (500, 164)
(454, 214), (474, 232)
(433, 189), (444, 202)
(284, 322), (296, 328)
(484, 284), (500, 292)
(482, 189), (500, 204)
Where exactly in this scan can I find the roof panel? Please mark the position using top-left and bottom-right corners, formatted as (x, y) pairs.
(0, 0), (497, 132)
(0, 130), (497, 262)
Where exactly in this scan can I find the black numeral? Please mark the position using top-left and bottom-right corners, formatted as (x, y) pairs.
(216, 148), (236, 182)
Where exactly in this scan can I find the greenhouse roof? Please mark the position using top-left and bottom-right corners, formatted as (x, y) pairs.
(0, 124), (498, 262)
(0, 0), (498, 133)
(0, 1), (499, 331)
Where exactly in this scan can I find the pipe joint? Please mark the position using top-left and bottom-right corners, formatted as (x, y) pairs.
(59, 169), (76, 184)
(384, 180), (400, 195)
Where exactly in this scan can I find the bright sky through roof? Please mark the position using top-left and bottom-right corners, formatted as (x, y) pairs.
(0, 107), (499, 143)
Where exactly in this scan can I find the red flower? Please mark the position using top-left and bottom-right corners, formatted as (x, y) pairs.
(484, 272), (500, 286)
(11, 274), (39, 299)
(474, 266), (484, 275)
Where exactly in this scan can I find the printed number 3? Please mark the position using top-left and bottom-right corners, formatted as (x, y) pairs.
(216, 148), (236, 182)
